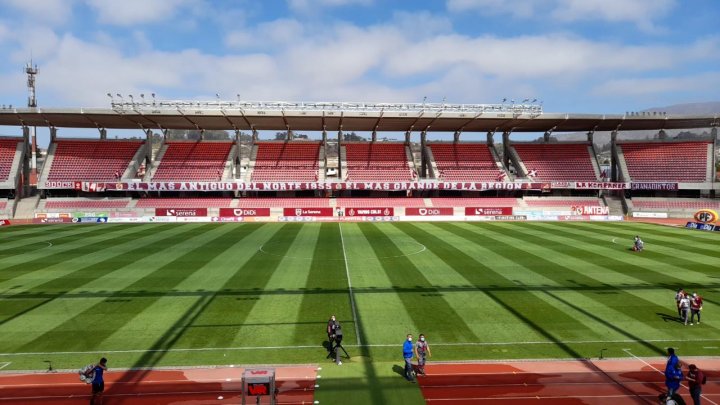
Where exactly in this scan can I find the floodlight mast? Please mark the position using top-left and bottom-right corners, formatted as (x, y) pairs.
(25, 61), (38, 188)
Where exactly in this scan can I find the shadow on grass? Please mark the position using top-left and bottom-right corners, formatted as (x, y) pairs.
(656, 312), (683, 324)
(391, 364), (405, 377)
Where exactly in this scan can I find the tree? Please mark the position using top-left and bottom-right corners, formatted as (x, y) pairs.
(343, 132), (367, 142)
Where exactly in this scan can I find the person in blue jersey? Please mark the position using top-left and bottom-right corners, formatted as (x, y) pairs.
(88, 357), (107, 405)
(403, 334), (415, 382)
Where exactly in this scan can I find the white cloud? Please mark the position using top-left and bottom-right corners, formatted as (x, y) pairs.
(593, 72), (720, 97)
(447, 0), (676, 31)
(83, 0), (195, 26)
(288, 0), (372, 13)
(0, 0), (75, 25)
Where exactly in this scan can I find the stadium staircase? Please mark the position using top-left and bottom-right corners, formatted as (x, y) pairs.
(13, 195), (40, 219)
(124, 142), (150, 179)
(601, 195), (626, 216)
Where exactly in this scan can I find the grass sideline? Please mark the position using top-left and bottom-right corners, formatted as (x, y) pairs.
(0, 221), (718, 401)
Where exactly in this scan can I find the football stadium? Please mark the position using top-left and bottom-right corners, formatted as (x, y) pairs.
(0, 99), (718, 404)
(1, 2), (720, 404)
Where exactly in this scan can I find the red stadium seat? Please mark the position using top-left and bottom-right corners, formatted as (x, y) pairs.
(136, 198), (234, 208)
(513, 143), (598, 182)
(251, 142), (321, 182)
(153, 141), (233, 181)
(344, 142), (413, 182)
(46, 140), (143, 181)
(621, 142), (710, 182)
(44, 198), (131, 209)
(0, 138), (21, 181)
(429, 143), (506, 181)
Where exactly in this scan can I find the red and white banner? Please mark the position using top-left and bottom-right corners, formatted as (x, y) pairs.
(283, 208), (334, 217)
(44, 181), (546, 191)
(345, 207), (394, 216)
(155, 208), (208, 217)
(74, 182), (106, 192)
(405, 207), (454, 216)
(571, 206), (610, 215)
(631, 182), (679, 191)
(218, 208), (271, 217)
(465, 207), (513, 216)
(575, 182), (629, 189)
(0, 219), (10, 226)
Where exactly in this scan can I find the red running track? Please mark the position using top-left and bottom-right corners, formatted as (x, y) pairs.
(417, 359), (720, 404)
(0, 366), (317, 404)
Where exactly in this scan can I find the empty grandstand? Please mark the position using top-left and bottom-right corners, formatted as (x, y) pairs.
(251, 141), (321, 182)
(44, 139), (143, 182)
(619, 141), (712, 183)
(511, 142), (599, 181)
(151, 141), (233, 181)
(344, 142), (415, 182)
(429, 143), (507, 181)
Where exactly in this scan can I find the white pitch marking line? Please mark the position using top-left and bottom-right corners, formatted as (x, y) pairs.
(339, 222), (362, 346)
(623, 348), (718, 405)
(611, 237), (617, 244)
(1, 338), (719, 357)
(0, 362), (11, 370)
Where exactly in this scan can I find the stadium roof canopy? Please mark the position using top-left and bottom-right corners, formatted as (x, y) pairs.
(0, 101), (718, 133)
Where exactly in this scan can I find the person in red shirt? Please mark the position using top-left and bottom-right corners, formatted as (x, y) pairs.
(686, 364), (705, 405)
(690, 293), (703, 325)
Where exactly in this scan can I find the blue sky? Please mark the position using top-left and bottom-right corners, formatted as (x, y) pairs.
(0, 0), (719, 131)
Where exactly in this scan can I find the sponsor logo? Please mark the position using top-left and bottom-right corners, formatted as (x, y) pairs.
(465, 207), (513, 216)
(218, 208), (270, 217)
(571, 206), (610, 215)
(344, 208), (394, 216)
(155, 208), (208, 217)
(283, 208), (334, 217)
(694, 209), (718, 223)
(405, 207), (454, 216)
(247, 383), (270, 396)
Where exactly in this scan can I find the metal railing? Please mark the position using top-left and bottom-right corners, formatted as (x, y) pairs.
(109, 99), (544, 115)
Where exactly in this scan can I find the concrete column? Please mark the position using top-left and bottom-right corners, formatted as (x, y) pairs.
(486, 131), (494, 146)
(502, 131), (511, 168)
(611, 130), (618, 182)
(50, 127), (57, 143)
(252, 128), (258, 142)
(454, 131), (461, 143)
(145, 129), (153, 163)
(587, 131), (594, 143)
(337, 130), (343, 180)
(405, 131), (411, 144)
(420, 130), (427, 178)
(22, 126), (31, 197)
(543, 131), (551, 142)
(372, 130), (377, 142)
(322, 130), (327, 143)
(99, 128), (107, 140)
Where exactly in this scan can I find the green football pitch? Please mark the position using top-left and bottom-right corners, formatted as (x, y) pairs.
(0, 221), (718, 373)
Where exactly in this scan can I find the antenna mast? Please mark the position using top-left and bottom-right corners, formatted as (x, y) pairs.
(25, 61), (38, 107)
(24, 61), (39, 187)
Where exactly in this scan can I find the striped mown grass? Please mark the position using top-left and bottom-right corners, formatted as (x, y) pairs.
(0, 221), (718, 372)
